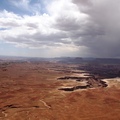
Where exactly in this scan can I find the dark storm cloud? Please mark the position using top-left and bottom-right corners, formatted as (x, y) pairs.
(54, 16), (81, 31)
(72, 0), (120, 57)
(73, 0), (91, 7)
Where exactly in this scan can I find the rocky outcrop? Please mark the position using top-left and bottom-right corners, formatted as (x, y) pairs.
(58, 76), (108, 91)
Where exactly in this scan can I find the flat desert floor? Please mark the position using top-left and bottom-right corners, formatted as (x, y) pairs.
(0, 62), (120, 120)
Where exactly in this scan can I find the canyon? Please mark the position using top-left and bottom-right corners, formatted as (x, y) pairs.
(0, 60), (120, 120)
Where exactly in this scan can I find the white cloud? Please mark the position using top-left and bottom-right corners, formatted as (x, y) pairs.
(0, 0), (89, 57)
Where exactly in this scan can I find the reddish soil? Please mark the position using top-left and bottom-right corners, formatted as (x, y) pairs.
(0, 62), (120, 120)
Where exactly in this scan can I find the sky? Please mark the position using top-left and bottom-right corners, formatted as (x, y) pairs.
(0, 0), (120, 58)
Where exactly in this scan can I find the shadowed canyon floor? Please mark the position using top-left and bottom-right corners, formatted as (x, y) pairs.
(0, 62), (120, 120)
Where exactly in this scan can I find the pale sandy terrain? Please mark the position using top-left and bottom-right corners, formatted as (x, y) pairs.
(103, 78), (120, 88)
